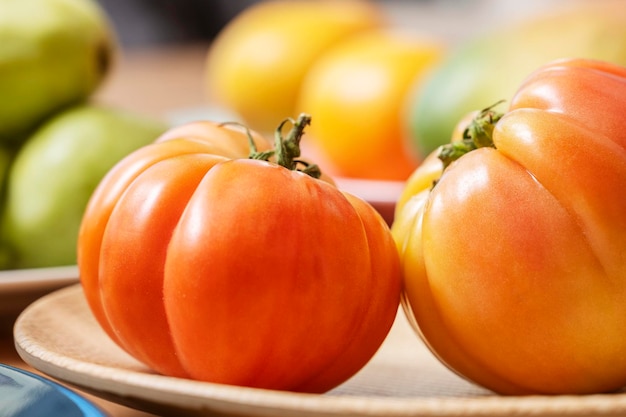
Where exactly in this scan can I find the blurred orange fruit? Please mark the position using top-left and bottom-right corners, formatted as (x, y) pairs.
(204, 0), (383, 134)
(297, 29), (444, 180)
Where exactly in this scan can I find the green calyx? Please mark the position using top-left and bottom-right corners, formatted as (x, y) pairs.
(438, 101), (505, 170)
(244, 113), (321, 179)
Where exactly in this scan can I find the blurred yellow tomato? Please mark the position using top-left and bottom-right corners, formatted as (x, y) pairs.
(204, 0), (383, 134)
(296, 29), (444, 180)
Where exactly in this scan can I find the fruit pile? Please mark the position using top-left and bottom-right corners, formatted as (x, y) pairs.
(10, 0), (626, 399)
(205, 0), (626, 182)
(204, 0), (445, 181)
(75, 0), (626, 396)
(0, 0), (167, 269)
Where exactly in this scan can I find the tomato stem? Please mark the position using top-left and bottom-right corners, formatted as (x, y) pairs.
(438, 101), (505, 170)
(248, 113), (321, 179)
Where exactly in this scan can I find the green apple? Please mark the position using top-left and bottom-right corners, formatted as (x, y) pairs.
(1, 104), (168, 269)
(0, 0), (116, 145)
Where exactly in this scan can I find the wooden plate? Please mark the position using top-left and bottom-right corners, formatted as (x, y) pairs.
(15, 284), (626, 417)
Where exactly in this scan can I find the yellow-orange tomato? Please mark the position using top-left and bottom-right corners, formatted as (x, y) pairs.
(204, 0), (383, 134)
(77, 116), (402, 393)
(393, 58), (626, 395)
(297, 29), (443, 180)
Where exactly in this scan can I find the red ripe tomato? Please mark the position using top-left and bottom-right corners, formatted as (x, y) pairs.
(393, 58), (626, 395)
(77, 115), (401, 393)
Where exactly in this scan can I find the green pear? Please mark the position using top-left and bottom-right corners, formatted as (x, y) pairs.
(0, 0), (116, 145)
(1, 104), (168, 269)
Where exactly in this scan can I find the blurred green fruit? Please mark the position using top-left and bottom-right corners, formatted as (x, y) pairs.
(0, 0), (115, 145)
(1, 105), (167, 269)
(406, 2), (626, 158)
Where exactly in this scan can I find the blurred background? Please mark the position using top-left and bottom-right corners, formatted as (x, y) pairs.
(92, 0), (582, 128)
(95, 0), (567, 48)
(95, 0), (259, 48)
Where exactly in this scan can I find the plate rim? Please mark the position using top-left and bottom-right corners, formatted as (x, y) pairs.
(14, 284), (626, 417)
(0, 265), (79, 317)
(0, 265), (79, 289)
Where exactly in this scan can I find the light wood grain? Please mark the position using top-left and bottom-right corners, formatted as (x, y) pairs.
(13, 284), (626, 417)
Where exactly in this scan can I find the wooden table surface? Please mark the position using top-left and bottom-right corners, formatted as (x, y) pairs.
(0, 43), (212, 417)
(97, 43), (211, 123)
